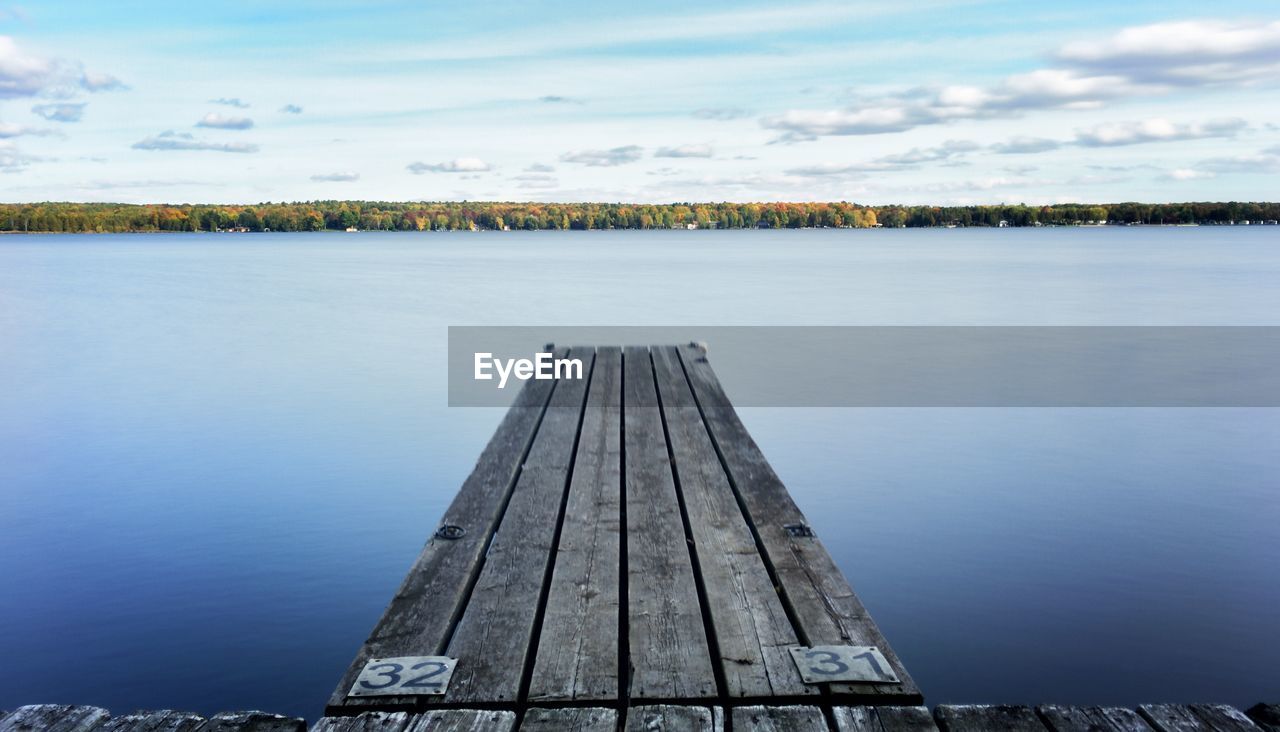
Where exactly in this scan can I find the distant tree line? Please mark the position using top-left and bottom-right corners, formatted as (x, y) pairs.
(1, 200), (1278, 233)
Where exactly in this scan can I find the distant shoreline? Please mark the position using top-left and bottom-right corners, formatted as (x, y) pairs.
(3, 201), (1277, 233)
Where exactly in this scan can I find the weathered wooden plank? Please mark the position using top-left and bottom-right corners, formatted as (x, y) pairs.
(1246, 704), (1280, 732)
(677, 343), (920, 703)
(439, 350), (595, 704)
(624, 705), (716, 731)
(934, 705), (1047, 732)
(529, 347), (622, 703)
(1037, 705), (1153, 732)
(94, 710), (206, 731)
(520, 707), (617, 731)
(0, 705), (110, 732)
(624, 346), (717, 701)
(193, 711), (305, 732)
(1139, 704), (1261, 732)
(651, 346), (814, 699)
(402, 710), (516, 731)
(328, 350), (568, 711)
(732, 705), (828, 732)
(834, 705), (938, 731)
(312, 712), (412, 732)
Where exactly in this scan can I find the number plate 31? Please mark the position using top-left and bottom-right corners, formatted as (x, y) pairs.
(349, 656), (457, 697)
(788, 645), (900, 684)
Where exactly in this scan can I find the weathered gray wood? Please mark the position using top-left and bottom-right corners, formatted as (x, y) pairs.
(94, 710), (206, 731)
(312, 712), (412, 732)
(328, 349), (569, 711)
(439, 350), (595, 704)
(624, 346), (717, 700)
(0, 705), (109, 732)
(624, 705), (716, 731)
(732, 705), (828, 732)
(651, 346), (814, 699)
(835, 705), (938, 731)
(1246, 705), (1280, 732)
(1139, 704), (1261, 732)
(934, 705), (1046, 732)
(193, 711), (305, 732)
(529, 347), (622, 702)
(1037, 705), (1152, 731)
(520, 707), (617, 731)
(402, 710), (516, 731)
(677, 343), (920, 703)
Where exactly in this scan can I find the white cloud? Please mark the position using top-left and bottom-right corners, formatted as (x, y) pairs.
(1165, 168), (1216, 181)
(211, 97), (250, 108)
(196, 112), (254, 130)
(1197, 148), (1280, 174)
(1057, 20), (1280, 86)
(990, 136), (1062, 154)
(1074, 117), (1247, 147)
(81, 71), (126, 91)
(655, 144), (713, 158)
(132, 130), (259, 153)
(560, 145), (643, 166)
(762, 19), (1280, 141)
(0, 121), (56, 138)
(310, 172), (359, 182)
(0, 35), (55, 98)
(32, 101), (85, 122)
(407, 158), (492, 173)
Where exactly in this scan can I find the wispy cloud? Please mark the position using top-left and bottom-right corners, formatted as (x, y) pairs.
(1073, 117), (1247, 146)
(132, 130), (259, 153)
(561, 145), (643, 166)
(525, 162), (555, 172)
(210, 97), (250, 108)
(0, 121), (57, 138)
(990, 136), (1062, 154)
(32, 101), (85, 122)
(693, 107), (753, 121)
(310, 171), (359, 182)
(762, 19), (1280, 142)
(0, 140), (45, 171)
(280, 104), (303, 114)
(196, 112), (254, 130)
(785, 139), (979, 175)
(1196, 146), (1280, 174)
(407, 158), (491, 173)
(655, 144), (713, 158)
(81, 71), (126, 91)
(538, 95), (582, 104)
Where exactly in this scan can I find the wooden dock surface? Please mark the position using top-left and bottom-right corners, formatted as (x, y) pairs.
(5, 703), (1278, 731)
(327, 344), (919, 720)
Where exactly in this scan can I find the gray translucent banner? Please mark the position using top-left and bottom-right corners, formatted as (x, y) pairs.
(447, 326), (1280, 407)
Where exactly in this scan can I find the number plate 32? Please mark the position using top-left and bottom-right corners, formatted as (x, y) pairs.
(788, 645), (900, 684)
(349, 656), (457, 697)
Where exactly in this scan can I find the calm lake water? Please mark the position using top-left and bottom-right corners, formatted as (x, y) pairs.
(0, 228), (1276, 719)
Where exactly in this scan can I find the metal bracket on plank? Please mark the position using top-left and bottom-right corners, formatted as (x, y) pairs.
(784, 523), (814, 538)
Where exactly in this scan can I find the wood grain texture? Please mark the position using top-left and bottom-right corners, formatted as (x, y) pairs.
(624, 346), (716, 700)
(193, 711), (306, 732)
(402, 710), (516, 731)
(677, 344), (920, 703)
(835, 705), (939, 731)
(1246, 704), (1280, 732)
(0, 705), (110, 732)
(1037, 705), (1153, 731)
(732, 705), (828, 732)
(312, 712), (412, 732)
(1139, 704), (1261, 732)
(651, 346), (813, 699)
(440, 350), (594, 704)
(934, 705), (1047, 732)
(94, 710), (206, 732)
(327, 350), (568, 711)
(624, 705), (716, 731)
(520, 707), (617, 731)
(529, 348), (622, 702)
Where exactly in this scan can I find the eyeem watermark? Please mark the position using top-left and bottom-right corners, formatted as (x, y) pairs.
(474, 351), (584, 389)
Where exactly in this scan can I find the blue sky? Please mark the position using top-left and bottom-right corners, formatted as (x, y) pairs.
(1, 1), (1278, 204)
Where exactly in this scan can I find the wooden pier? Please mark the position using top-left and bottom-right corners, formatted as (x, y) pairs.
(3, 344), (1275, 731)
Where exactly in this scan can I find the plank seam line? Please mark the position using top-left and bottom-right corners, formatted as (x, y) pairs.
(617, 349), (631, 732)
(673, 346), (842, 726)
(433, 349), (570, 661)
(516, 349), (598, 722)
(649, 347), (732, 730)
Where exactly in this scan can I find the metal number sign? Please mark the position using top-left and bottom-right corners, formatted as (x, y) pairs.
(349, 656), (457, 697)
(788, 645), (900, 684)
